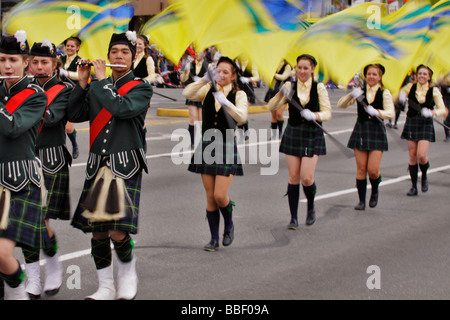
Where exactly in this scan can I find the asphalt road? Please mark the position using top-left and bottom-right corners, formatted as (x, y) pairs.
(16, 86), (450, 304)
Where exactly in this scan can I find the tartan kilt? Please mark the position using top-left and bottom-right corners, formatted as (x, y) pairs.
(401, 116), (435, 142)
(185, 99), (202, 108)
(279, 122), (326, 157)
(71, 170), (142, 234)
(43, 163), (70, 220)
(347, 120), (388, 151)
(0, 182), (50, 249)
(188, 138), (243, 176)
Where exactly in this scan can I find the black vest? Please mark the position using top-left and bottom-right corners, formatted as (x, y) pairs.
(202, 89), (237, 139)
(407, 83), (435, 118)
(356, 86), (384, 123)
(287, 81), (320, 127)
(133, 57), (149, 78)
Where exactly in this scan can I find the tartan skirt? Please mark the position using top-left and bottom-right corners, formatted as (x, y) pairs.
(347, 120), (388, 151)
(185, 99), (202, 108)
(188, 137), (243, 176)
(401, 116), (435, 142)
(71, 170), (142, 234)
(279, 122), (326, 157)
(43, 164), (70, 221)
(0, 182), (50, 249)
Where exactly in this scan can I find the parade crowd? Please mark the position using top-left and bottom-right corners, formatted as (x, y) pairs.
(0, 28), (449, 300)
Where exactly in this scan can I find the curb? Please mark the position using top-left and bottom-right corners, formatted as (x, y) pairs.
(156, 105), (269, 117)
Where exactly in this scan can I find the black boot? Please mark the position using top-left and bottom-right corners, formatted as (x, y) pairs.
(188, 125), (195, 149)
(204, 210), (220, 251)
(419, 162), (429, 193)
(287, 184), (300, 229)
(355, 179), (367, 210)
(407, 164), (418, 196)
(369, 176), (381, 208)
(303, 183), (316, 226)
(219, 201), (235, 247)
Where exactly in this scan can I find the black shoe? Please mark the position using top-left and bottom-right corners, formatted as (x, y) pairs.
(354, 202), (365, 211)
(407, 187), (418, 196)
(386, 123), (392, 128)
(72, 146), (79, 159)
(203, 240), (219, 252)
(287, 219), (298, 230)
(222, 226), (234, 246)
(369, 192), (378, 208)
(305, 209), (316, 226)
(421, 178), (428, 193)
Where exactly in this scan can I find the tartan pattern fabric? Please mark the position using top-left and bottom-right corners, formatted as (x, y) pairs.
(185, 99), (202, 107)
(0, 182), (50, 249)
(401, 116), (436, 142)
(188, 138), (244, 176)
(42, 163), (70, 221)
(91, 237), (112, 269)
(71, 170), (142, 234)
(347, 120), (389, 151)
(279, 122), (326, 157)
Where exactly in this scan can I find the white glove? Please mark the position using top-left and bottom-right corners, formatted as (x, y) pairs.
(350, 87), (364, 99)
(181, 60), (191, 72)
(301, 109), (316, 122)
(364, 105), (379, 117)
(398, 91), (408, 104)
(240, 76), (250, 84)
(201, 67), (217, 83)
(213, 91), (232, 107)
(186, 56), (194, 63)
(192, 76), (201, 82)
(59, 68), (69, 78)
(421, 108), (433, 118)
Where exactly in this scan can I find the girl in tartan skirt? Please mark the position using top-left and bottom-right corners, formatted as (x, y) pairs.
(67, 32), (153, 300)
(436, 72), (450, 142)
(268, 54), (332, 230)
(183, 56), (248, 251)
(18, 40), (74, 299)
(0, 31), (49, 300)
(338, 64), (394, 210)
(399, 65), (446, 196)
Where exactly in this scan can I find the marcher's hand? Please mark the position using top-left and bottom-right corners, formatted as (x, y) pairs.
(213, 91), (231, 107)
(201, 66), (217, 83)
(398, 91), (408, 104)
(91, 59), (106, 81)
(350, 87), (364, 99)
(421, 108), (433, 118)
(59, 68), (68, 79)
(77, 58), (91, 88)
(364, 105), (379, 117)
(240, 76), (250, 84)
(300, 108), (317, 122)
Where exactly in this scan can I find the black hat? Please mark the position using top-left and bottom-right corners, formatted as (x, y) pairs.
(108, 31), (137, 58)
(30, 39), (57, 57)
(63, 36), (82, 46)
(364, 64), (385, 76)
(218, 56), (238, 72)
(0, 30), (29, 55)
(297, 54), (317, 66)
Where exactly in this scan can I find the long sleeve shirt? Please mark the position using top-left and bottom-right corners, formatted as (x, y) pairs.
(398, 82), (446, 117)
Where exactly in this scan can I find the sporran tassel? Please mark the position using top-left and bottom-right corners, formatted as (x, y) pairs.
(0, 188), (11, 230)
(105, 176), (120, 214)
(83, 174), (105, 212)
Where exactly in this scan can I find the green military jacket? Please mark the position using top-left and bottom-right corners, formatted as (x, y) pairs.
(0, 76), (47, 191)
(67, 70), (153, 180)
(35, 75), (73, 174)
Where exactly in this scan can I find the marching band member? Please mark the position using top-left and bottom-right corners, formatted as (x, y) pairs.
(436, 72), (450, 142)
(400, 64), (446, 196)
(133, 35), (157, 84)
(0, 31), (48, 300)
(19, 39), (74, 299)
(265, 59), (292, 139)
(67, 31), (153, 300)
(268, 54), (331, 230)
(183, 56), (248, 251)
(338, 64), (394, 210)
(59, 36), (81, 159)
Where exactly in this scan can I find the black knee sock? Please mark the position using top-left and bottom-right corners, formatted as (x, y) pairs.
(219, 201), (234, 231)
(419, 162), (429, 181)
(67, 130), (78, 148)
(206, 209), (220, 242)
(43, 234), (58, 257)
(277, 120), (284, 136)
(270, 122), (277, 130)
(303, 182), (316, 211)
(0, 264), (25, 288)
(369, 176), (381, 195)
(188, 124), (195, 147)
(409, 164), (419, 188)
(356, 179), (367, 204)
(112, 234), (134, 263)
(21, 245), (40, 264)
(91, 238), (112, 270)
(287, 184), (300, 220)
